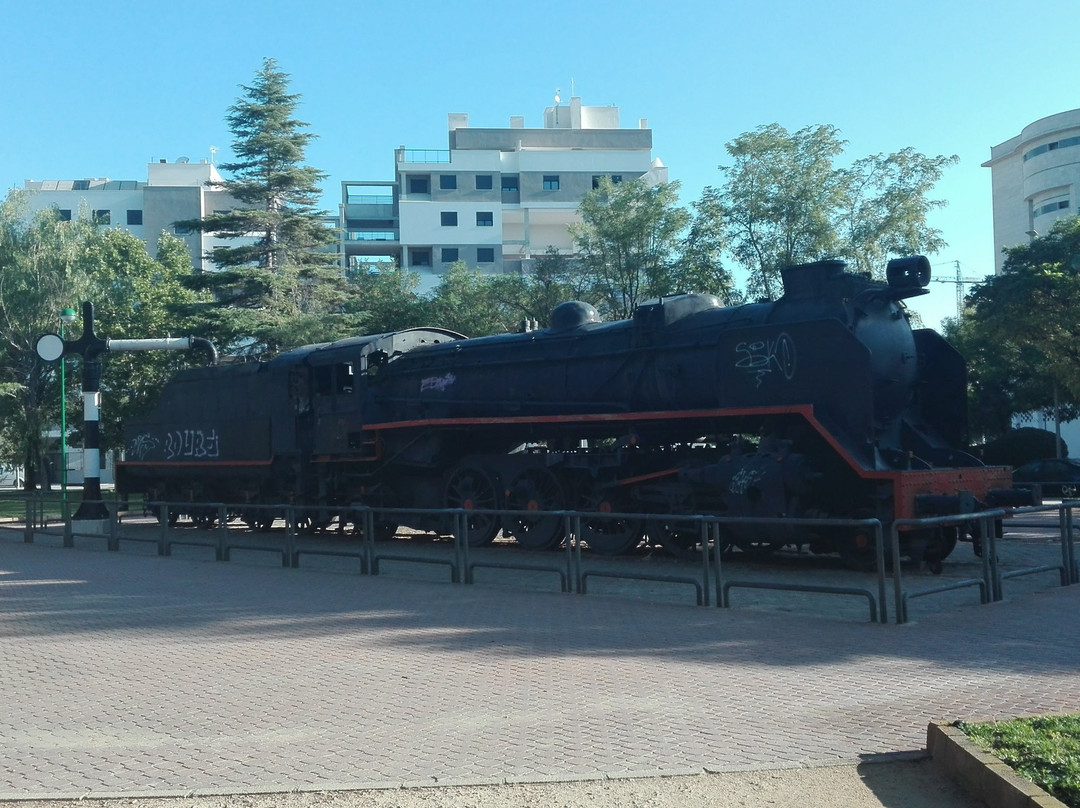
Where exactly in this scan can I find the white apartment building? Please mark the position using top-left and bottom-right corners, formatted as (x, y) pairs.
(339, 97), (668, 289)
(18, 158), (237, 272)
(984, 108), (1080, 272)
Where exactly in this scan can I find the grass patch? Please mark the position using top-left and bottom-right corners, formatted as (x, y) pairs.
(958, 714), (1080, 807)
(0, 490), (138, 522)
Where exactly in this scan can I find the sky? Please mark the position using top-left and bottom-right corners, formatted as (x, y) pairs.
(1, 0), (1077, 330)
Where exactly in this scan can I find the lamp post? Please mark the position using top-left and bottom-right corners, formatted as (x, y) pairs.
(59, 307), (77, 498)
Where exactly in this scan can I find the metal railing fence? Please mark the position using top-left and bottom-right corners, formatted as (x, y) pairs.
(7, 495), (1077, 625)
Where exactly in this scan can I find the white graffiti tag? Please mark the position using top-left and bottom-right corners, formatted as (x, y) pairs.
(420, 373), (457, 393)
(729, 466), (765, 496)
(164, 429), (220, 460)
(734, 332), (797, 387)
(128, 432), (159, 461)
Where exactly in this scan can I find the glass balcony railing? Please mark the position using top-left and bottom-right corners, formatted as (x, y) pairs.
(398, 149), (451, 164)
(345, 193), (394, 205)
(347, 231), (398, 242)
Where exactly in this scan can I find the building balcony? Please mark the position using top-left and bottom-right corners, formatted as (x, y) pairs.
(347, 230), (399, 242)
(396, 148), (451, 165)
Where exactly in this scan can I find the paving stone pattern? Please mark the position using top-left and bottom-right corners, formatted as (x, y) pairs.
(0, 521), (1078, 798)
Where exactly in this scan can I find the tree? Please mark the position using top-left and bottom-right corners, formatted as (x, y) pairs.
(484, 248), (594, 329)
(950, 216), (1080, 441)
(675, 188), (741, 303)
(714, 124), (847, 299)
(423, 262), (515, 337)
(180, 58), (343, 358)
(0, 197), (95, 487)
(338, 262), (425, 337)
(82, 229), (209, 453)
(837, 147), (956, 276)
(707, 123), (956, 299)
(570, 177), (690, 320)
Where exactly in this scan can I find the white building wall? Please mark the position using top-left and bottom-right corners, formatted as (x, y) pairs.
(18, 160), (229, 272)
(984, 109), (1080, 271)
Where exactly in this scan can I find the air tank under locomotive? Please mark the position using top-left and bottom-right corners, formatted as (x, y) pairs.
(117, 255), (1015, 566)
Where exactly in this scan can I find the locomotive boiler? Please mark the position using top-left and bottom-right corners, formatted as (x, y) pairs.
(117, 255), (1016, 567)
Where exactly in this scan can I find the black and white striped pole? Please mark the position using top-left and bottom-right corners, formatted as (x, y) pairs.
(35, 301), (217, 521)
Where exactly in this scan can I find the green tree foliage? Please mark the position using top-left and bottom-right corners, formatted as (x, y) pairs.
(484, 248), (594, 329)
(948, 216), (1080, 440)
(838, 147), (956, 276)
(676, 188), (741, 303)
(708, 123), (955, 299)
(0, 198), (95, 486)
(81, 229), (209, 453)
(180, 58), (344, 357)
(335, 263), (424, 336)
(422, 262), (515, 337)
(570, 177), (691, 319)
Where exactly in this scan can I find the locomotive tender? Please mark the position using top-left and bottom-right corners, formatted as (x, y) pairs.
(117, 255), (1015, 565)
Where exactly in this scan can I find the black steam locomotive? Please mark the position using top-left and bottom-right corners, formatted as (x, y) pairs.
(116, 255), (1015, 566)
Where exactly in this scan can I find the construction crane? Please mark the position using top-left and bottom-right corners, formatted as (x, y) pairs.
(930, 260), (984, 319)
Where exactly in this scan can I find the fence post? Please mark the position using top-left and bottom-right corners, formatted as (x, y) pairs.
(107, 504), (119, 552)
(62, 496), (73, 548)
(23, 497), (32, 543)
(699, 519), (711, 607)
(285, 505), (297, 567)
(216, 504), (228, 561)
(891, 522), (905, 624)
(874, 521), (886, 624)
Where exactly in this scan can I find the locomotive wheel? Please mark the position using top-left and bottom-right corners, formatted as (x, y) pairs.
(153, 503), (179, 527)
(241, 508), (276, 532)
(444, 465), (501, 546)
(574, 480), (644, 555)
(649, 518), (701, 559)
(840, 528), (879, 572)
(505, 468), (566, 551)
(646, 489), (700, 560)
(188, 506), (218, 530)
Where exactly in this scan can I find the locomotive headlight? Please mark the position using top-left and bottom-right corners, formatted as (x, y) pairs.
(885, 255), (931, 291)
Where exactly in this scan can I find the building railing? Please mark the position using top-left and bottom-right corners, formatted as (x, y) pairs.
(344, 194), (394, 206)
(397, 149), (451, 164)
(347, 231), (398, 242)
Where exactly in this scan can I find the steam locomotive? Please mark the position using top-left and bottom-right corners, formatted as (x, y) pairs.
(116, 255), (1017, 566)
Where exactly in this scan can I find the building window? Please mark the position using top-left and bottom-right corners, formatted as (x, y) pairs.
(93, 210), (111, 225)
(476, 211), (493, 227)
(592, 174), (625, 189)
(1034, 200), (1071, 217)
(476, 175), (493, 190)
(543, 175), (560, 191)
(58, 209), (72, 222)
(410, 249), (432, 267)
(408, 176), (430, 194)
(442, 248), (459, 263)
(127, 209), (143, 225)
(477, 247), (495, 263)
(441, 211), (458, 226)
(439, 174), (457, 190)
(1024, 136), (1080, 161)
(501, 175), (519, 192)
(173, 224), (193, 236)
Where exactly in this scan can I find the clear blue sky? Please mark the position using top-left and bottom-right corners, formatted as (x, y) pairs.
(2, 0), (1076, 328)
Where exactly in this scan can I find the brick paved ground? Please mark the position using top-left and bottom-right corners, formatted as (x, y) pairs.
(0, 525), (1078, 799)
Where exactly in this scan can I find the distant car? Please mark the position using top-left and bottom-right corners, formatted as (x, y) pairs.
(1011, 458), (1080, 498)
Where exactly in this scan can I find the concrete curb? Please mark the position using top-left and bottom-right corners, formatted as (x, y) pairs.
(927, 720), (1067, 808)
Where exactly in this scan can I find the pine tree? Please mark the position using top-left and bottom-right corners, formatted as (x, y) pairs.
(182, 58), (344, 357)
